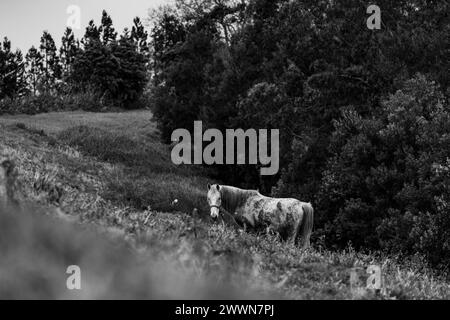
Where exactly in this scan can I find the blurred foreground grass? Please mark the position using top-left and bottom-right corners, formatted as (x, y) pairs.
(0, 204), (270, 299)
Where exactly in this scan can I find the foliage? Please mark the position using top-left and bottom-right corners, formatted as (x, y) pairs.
(69, 13), (148, 109)
(149, 0), (450, 268)
(39, 31), (62, 92)
(60, 28), (79, 78)
(0, 37), (26, 99)
(315, 75), (450, 268)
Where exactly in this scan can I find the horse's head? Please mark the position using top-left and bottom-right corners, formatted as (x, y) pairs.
(207, 184), (221, 220)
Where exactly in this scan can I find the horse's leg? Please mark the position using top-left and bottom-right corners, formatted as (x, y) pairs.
(294, 210), (304, 247)
(290, 232), (297, 245)
(292, 222), (301, 246)
(287, 221), (299, 245)
(303, 238), (310, 250)
(233, 214), (248, 231)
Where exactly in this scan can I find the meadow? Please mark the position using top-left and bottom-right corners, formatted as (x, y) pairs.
(0, 110), (449, 299)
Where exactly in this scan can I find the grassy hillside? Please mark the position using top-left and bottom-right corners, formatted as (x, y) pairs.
(0, 111), (449, 299)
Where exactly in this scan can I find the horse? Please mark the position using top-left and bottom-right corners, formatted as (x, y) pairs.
(207, 184), (314, 249)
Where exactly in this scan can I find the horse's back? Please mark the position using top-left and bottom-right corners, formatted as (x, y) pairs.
(242, 194), (304, 226)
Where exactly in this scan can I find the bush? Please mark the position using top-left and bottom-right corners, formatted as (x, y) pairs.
(315, 74), (450, 268)
(0, 91), (109, 115)
(0, 94), (59, 115)
(60, 90), (103, 112)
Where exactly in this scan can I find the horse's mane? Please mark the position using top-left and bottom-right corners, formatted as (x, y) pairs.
(220, 185), (260, 214)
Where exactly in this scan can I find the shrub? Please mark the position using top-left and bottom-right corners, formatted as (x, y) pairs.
(60, 90), (103, 112)
(0, 94), (59, 115)
(316, 74), (450, 268)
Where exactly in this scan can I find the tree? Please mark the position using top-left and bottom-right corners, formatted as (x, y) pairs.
(70, 28), (148, 108)
(99, 10), (117, 45)
(150, 7), (186, 85)
(12, 50), (27, 98)
(0, 38), (26, 100)
(113, 31), (148, 104)
(131, 17), (149, 54)
(60, 27), (79, 77)
(39, 31), (61, 92)
(175, 0), (247, 45)
(25, 46), (43, 96)
(151, 5), (220, 142)
(83, 20), (100, 45)
(315, 74), (450, 267)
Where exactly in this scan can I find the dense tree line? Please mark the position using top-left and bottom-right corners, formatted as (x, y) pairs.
(0, 10), (149, 112)
(150, 0), (449, 268)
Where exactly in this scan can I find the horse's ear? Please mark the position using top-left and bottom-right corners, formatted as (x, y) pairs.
(207, 183), (211, 190)
(216, 184), (220, 191)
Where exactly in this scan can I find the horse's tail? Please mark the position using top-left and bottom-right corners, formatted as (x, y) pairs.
(298, 202), (314, 249)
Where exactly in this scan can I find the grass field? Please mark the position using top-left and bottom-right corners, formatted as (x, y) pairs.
(0, 110), (158, 139)
(0, 110), (449, 299)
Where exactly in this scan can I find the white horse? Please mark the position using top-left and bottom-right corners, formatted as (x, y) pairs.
(207, 184), (313, 248)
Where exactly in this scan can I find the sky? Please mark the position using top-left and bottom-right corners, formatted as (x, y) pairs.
(0, 0), (172, 52)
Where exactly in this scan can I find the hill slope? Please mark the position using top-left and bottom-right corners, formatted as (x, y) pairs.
(0, 111), (449, 299)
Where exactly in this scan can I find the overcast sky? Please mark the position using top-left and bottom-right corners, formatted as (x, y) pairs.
(0, 0), (172, 52)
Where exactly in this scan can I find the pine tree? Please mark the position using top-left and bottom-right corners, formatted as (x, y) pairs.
(60, 27), (78, 77)
(25, 46), (43, 96)
(12, 50), (27, 98)
(39, 31), (61, 92)
(71, 25), (148, 108)
(99, 10), (117, 45)
(0, 38), (26, 100)
(114, 29), (148, 105)
(83, 20), (100, 45)
(0, 37), (11, 100)
(0, 41), (4, 98)
(131, 17), (149, 54)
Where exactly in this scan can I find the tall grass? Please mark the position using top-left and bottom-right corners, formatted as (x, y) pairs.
(57, 125), (211, 216)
